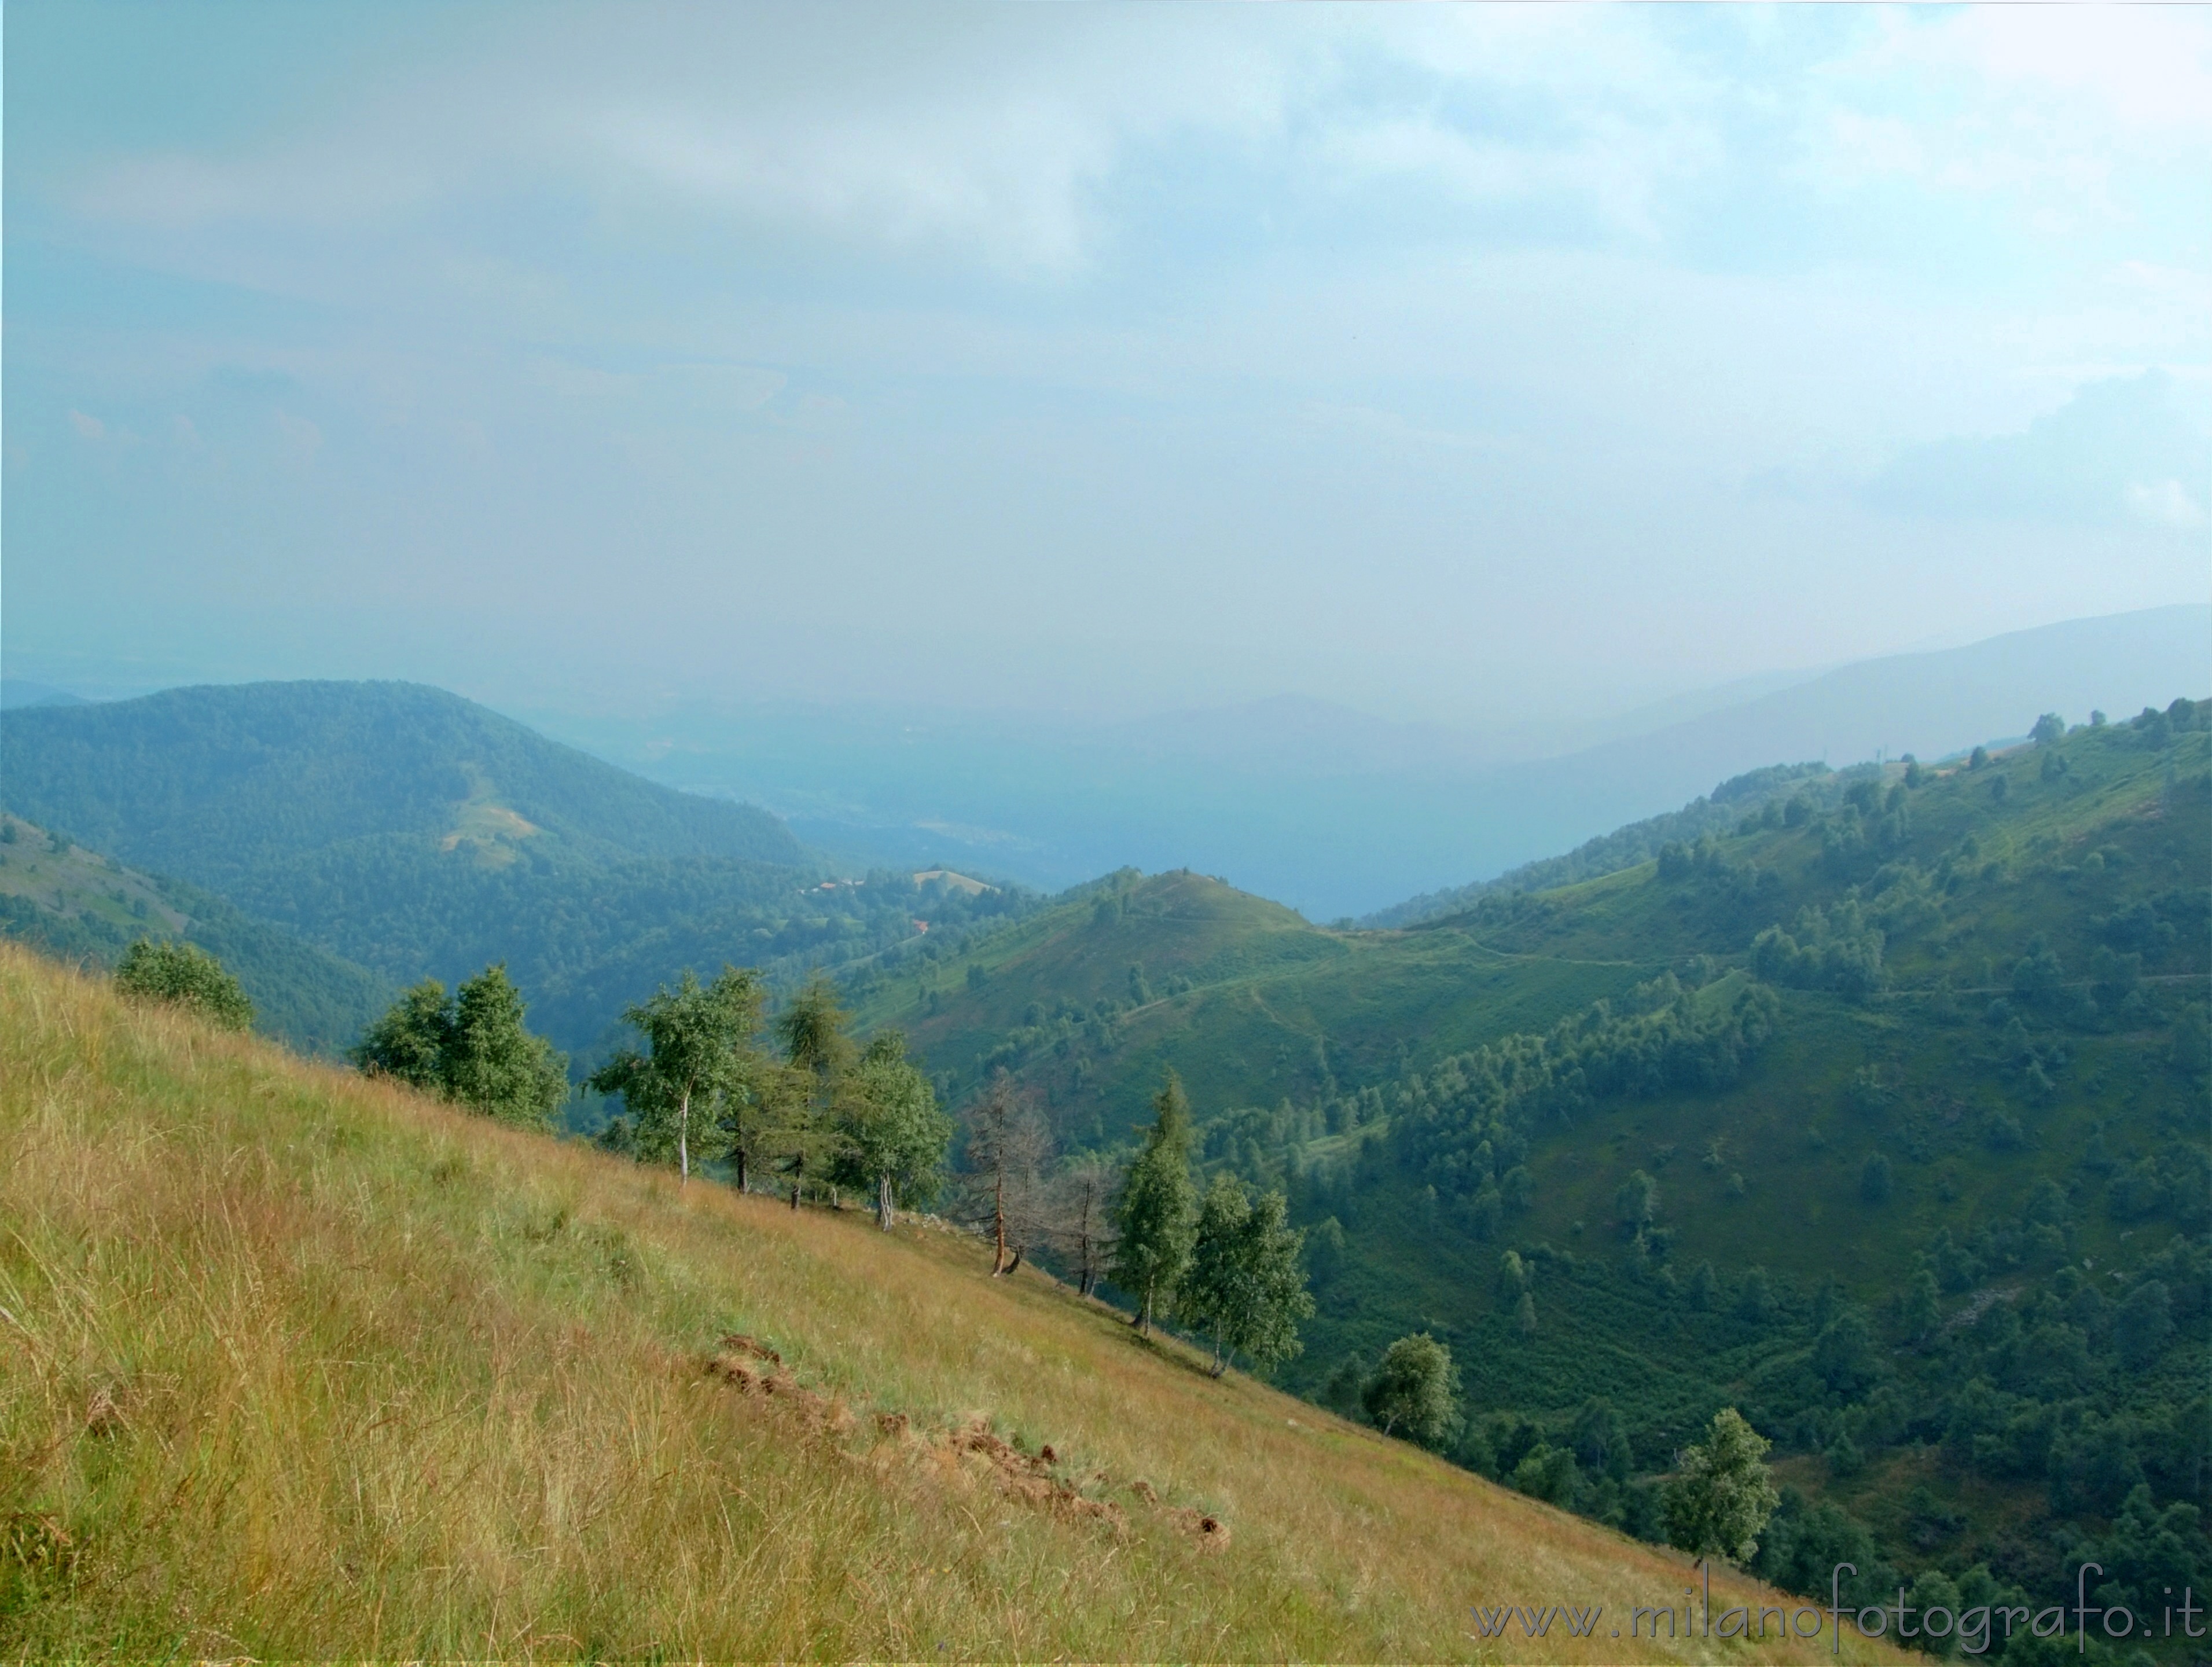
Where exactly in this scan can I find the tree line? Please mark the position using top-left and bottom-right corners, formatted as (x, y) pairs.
(99, 932), (1327, 1378)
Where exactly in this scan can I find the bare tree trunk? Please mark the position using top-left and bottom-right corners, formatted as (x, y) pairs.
(877, 1172), (894, 1231)
(678, 1089), (690, 1184)
(734, 1146), (747, 1193)
(991, 1168), (1009, 1275)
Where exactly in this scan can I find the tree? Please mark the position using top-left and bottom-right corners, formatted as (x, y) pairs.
(352, 978), (451, 1086)
(1572, 1397), (1633, 1482)
(1900, 1268), (1941, 1342)
(588, 967), (760, 1180)
(1664, 1407), (1779, 1564)
(1109, 1071), (1198, 1332)
(964, 1071), (1052, 1275)
(1615, 1168), (1658, 1234)
(1363, 1332), (1461, 1448)
(1180, 1175), (1252, 1374)
(1736, 1266), (1775, 1325)
(1178, 1176), (1313, 1377)
(1813, 1309), (1881, 1396)
(1860, 1151), (1893, 1204)
(831, 1031), (951, 1229)
(1053, 1153), (1119, 1297)
(2031, 712), (2066, 745)
(2115, 1280), (2173, 1369)
(116, 938), (253, 1031)
(771, 975), (857, 1207)
(356, 964), (567, 1129)
(444, 965), (571, 1129)
(1687, 1260), (1718, 1310)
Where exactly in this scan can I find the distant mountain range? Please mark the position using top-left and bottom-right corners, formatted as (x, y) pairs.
(0, 682), (1031, 1059)
(519, 604), (2210, 919)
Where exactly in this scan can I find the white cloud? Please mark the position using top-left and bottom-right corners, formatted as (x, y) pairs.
(67, 409), (105, 440)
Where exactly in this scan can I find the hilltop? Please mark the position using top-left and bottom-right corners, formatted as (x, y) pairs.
(0, 943), (1893, 1662)
(843, 759), (1863, 1140)
(0, 681), (1037, 1059)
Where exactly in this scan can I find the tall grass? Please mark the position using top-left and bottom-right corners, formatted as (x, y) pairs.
(1, 944), (1897, 1661)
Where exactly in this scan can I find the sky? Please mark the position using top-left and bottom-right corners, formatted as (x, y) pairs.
(6, 2), (2209, 728)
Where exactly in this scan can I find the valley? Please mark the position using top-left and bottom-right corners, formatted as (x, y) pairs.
(1, 677), (2204, 1658)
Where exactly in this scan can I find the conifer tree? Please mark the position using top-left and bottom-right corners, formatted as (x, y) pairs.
(1111, 1071), (1197, 1333)
(771, 975), (856, 1207)
(1053, 1153), (1119, 1297)
(964, 1071), (1052, 1273)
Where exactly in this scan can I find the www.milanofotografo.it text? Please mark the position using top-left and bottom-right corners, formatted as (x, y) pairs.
(1469, 1562), (2206, 1654)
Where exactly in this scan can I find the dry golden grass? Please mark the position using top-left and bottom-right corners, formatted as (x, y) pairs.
(0, 943), (1905, 1662)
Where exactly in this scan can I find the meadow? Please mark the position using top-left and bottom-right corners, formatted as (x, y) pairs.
(0, 942), (1900, 1661)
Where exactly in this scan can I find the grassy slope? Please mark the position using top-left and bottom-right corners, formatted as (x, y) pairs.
(0, 944), (1903, 1663)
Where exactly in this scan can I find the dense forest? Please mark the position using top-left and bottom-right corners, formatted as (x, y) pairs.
(0, 811), (394, 1053)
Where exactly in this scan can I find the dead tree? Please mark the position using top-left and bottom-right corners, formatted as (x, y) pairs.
(964, 1072), (1052, 1276)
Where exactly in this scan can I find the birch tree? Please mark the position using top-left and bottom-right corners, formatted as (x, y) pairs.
(588, 967), (761, 1183)
(832, 1031), (953, 1229)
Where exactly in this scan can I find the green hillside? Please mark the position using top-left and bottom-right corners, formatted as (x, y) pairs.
(852, 704), (2212, 1640)
(0, 679), (803, 876)
(0, 810), (394, 1053)
(0, 682), (1038, 1058)
(846, 867), (1654, 1139)
(0, 942), (1901, 1663)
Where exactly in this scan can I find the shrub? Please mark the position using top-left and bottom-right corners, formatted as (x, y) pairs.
(114, 939), (252, 1031)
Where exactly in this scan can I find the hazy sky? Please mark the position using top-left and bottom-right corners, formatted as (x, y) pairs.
(6, 2), (2207, 725)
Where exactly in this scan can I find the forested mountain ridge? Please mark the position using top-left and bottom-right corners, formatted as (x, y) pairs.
(0, 810), (394, 1053)
(0, 680), (802, 877)
(0, 681), (1039, 1060)
(853, 703), (2212, 1636)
